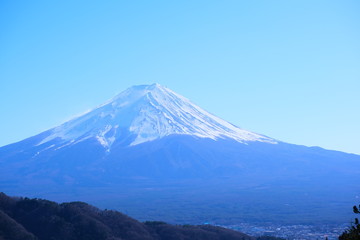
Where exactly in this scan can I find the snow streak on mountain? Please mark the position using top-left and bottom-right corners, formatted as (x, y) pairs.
(38, 83), (277, 150)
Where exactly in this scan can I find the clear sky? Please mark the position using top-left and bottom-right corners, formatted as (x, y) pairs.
(1, 0), (359, 154)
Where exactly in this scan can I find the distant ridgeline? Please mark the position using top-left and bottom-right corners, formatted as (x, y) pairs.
(0, 192), (284, 240)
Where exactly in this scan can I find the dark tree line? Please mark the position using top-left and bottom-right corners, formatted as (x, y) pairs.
(0, 192), (284, 240)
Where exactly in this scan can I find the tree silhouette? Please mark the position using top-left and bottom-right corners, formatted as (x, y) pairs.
(339, 205), (360, 239)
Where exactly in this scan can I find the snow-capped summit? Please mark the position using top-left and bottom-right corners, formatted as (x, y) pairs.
(38, 83), (276, 150)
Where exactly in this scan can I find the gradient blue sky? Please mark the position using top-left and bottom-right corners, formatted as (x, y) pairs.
(1, 1), (359, 154)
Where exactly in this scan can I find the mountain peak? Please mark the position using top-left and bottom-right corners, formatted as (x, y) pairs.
(37, 84), (277, 150)
(127, 83), (163, 91)
(109, 83), (175, 106)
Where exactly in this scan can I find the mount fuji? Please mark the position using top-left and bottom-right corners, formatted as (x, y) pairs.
(35, 83), (276, 149)
(1, 83), (360, 225)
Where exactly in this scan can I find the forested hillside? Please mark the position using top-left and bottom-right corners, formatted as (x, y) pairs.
(0, 193), (283, 240)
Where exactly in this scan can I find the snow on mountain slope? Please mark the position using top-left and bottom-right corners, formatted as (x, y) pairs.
(37, 83), (277, 150)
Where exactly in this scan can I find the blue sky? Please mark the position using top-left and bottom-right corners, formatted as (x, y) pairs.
(1, 0), (359, 154)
